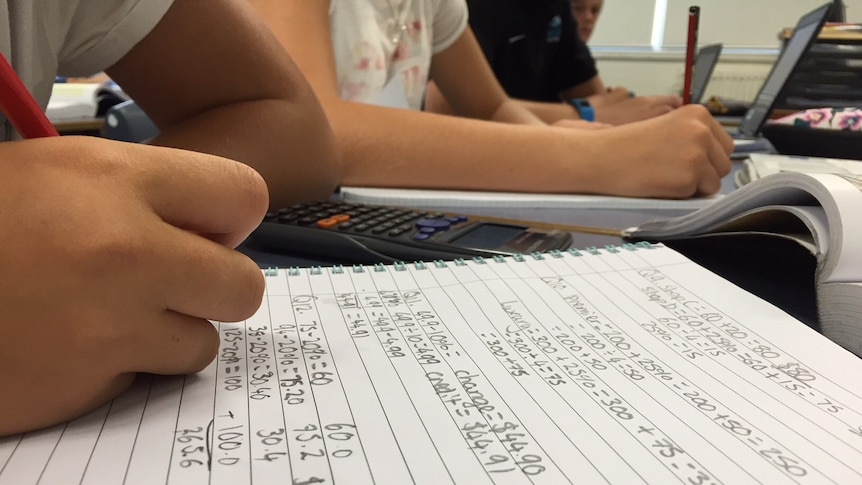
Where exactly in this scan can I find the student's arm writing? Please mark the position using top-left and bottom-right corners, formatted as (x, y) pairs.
(248, 0), (731, 199)
(426, 73), (680, 127)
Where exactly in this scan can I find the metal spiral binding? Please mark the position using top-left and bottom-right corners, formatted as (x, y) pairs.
(279, 242), (658, 276)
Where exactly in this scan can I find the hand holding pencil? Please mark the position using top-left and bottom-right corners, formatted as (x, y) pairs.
(0, 50), (270, 437)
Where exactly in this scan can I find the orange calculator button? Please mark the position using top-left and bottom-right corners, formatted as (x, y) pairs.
(316, 218), (339, 229)
(331, 214), (350, 223)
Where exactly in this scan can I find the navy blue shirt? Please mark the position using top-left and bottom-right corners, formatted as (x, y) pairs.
(467, 0), (598, 102)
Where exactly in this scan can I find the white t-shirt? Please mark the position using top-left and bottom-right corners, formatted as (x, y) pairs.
(329, 0), (468, 111)
(0, 0), (174, 140)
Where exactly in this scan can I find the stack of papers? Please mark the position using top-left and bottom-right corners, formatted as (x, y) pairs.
(339, 187), (721, 211)
(45, 83), (100, 122)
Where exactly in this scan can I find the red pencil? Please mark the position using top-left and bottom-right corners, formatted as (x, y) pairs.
(682, 6), (700, 104)
(0, 52), (59, 138)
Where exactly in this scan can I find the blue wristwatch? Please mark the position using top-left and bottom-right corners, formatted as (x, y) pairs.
(569, 98), (594, 122)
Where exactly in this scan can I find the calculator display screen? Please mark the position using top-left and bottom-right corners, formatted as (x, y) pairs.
(449, 224), (526, 250)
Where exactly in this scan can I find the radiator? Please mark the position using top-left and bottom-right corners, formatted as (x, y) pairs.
(705, 68), (769, 102)
(676, 65), (769, 103)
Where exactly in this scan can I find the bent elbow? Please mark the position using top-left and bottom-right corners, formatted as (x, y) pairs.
(267, 113), (343, 210)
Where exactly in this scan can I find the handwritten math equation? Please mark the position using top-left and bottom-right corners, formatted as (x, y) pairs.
(162, 253), (862, 484)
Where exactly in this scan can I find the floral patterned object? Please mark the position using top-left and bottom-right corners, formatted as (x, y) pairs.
(772, 107), (862, 131)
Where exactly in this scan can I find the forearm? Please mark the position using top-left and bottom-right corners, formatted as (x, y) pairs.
(327, 101), (604, 193)
(104, 0), (341, 211)
(425, 81), (548, 126)
(151, 98), (342, 210)
(485, 99), (547, 126)
(512, 99), (581, 124)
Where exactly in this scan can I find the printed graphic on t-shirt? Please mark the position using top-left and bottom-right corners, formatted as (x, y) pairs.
(340, 15), (428, 110)
(546, 15), (562, 43)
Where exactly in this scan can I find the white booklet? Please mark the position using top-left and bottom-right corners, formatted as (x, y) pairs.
(3, 245), (862, 484)
(734, 153), (862, 188)
(340, 187), (721, 211)
(45, 83), (101, 122)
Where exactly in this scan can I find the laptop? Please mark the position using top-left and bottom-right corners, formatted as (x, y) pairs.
(732, 2), (832, 154)
(690, 43), (723, 105)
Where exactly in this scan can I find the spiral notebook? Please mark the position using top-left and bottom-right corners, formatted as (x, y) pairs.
(3, 244), (862, 484)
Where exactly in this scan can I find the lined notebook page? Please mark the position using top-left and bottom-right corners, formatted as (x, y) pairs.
(3, 244), (862, 484)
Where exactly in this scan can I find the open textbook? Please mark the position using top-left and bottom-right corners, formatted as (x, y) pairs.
(625, 171), (862, 356)
(734, 153), (862, 188)
(3, 245), (862, 484)
(339, 186), (721, 211)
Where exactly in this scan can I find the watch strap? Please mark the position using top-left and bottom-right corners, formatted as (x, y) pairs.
(569, 98), (594, 122)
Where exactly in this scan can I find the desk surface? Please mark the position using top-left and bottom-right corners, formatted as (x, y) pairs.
(53, 117), (104, 135)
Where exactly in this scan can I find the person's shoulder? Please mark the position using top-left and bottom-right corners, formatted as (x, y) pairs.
(58, 0), (174, 76)
(7, 1), (79, 35)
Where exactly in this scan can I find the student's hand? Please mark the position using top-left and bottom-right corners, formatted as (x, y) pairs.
(0, 137), (268, 437)
(587, 104), (733, 198)
(593, 95), (683, 125)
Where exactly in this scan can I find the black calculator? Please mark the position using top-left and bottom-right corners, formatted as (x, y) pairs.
(249, 201), (573, 264)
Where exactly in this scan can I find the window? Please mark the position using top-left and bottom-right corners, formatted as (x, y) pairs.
(590, 0), (860, 52)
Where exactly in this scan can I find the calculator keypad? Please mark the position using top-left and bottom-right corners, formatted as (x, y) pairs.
(264, 202), (469, 241)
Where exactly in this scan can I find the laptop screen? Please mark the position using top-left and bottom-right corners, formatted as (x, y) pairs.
(738, 3), (832, 137)
(691, 44), (722, 104)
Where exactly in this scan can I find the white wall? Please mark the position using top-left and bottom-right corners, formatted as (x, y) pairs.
(594, 52), (776, 98)
(588, 0), (862, 97)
